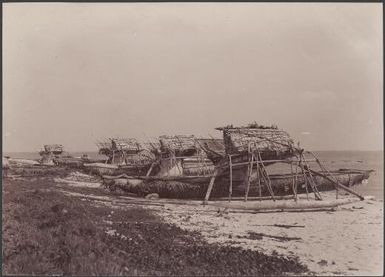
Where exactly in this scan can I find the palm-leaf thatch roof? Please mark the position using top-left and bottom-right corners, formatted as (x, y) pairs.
(159, 135), (197, 156)
(97, 138), (142, 156)
(216, 123), (295, 155)
(196, 138), (225, 154)
(143, 141), (161, 155)
(43, 144), (64, 154)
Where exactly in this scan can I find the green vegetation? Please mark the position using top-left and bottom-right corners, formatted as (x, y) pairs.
(3, 177), (309, 276)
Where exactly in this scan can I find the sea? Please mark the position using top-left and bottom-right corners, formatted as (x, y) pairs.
(3, 150), (383, 200)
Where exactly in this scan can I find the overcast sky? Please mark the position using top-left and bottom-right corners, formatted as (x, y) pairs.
(3, 3), (383, 152)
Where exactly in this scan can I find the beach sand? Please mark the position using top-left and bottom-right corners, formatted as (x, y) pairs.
(156, 192), (383, 276)
(9, 172), (383, 276)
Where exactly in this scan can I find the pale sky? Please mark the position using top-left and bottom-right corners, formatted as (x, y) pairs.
(3, 3), (383, 152)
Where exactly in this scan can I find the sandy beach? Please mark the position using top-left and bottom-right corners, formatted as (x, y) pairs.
(3, 170), (383, 276)
(157, 193), (383, 276)
(50, 171), (383, 276)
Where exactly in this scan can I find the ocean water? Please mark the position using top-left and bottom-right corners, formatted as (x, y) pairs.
(3, 150), (383, 199)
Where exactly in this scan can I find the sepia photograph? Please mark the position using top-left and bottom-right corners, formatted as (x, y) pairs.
(2, 2), (383, 276)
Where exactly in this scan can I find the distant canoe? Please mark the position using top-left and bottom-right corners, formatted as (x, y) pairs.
(8, 158), (40, 166)
(54, 157), (86, 168)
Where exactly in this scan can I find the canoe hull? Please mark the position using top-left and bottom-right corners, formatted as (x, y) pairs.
(231, 169), (372, 196)
(84, 163), (154, 176)
(102, 169), (372, 199)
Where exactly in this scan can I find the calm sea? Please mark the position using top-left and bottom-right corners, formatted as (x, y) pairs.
(3, 150), (383, 199)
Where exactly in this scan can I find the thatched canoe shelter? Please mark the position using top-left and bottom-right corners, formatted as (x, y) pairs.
(43, 144), (64, 155)
(39, 144), (66, 164)
(96, 138), (155, 165)
(155, 135), (216, 177)
(97, 138), (142, 156)
(159, 135), (198, 157)
(215, 123), (295, 160)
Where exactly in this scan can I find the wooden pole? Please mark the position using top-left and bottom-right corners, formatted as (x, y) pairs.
(294, 162), (299, 202)
(245, 153), (254, 202)
(256, 153), (262, 201)
(307, 151), (339, 199)
(211, 195), (296, 201)
(301, 153), (322, 200)
(290, 162), (298, 201)
(257, 151), (275, 201)
(203, 168), (219, 205)
(298, 155), (309, 200)
(146, 162), (156, 177)
(228, 155), (233, 202)
(244, 143), (251, 202)
(217, 158), (318, 168)
(305, 168), (365, 200)
(209, 197), (366, 211)
(336, 183), (339, 199)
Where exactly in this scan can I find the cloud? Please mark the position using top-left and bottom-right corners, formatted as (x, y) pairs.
(301, 131), (311, 135)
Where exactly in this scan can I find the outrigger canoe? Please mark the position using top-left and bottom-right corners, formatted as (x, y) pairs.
(102, 168), (373, 199)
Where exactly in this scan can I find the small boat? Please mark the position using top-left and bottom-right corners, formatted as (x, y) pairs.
(7, 158), (41, 166)
(53, 156), (86, 168)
